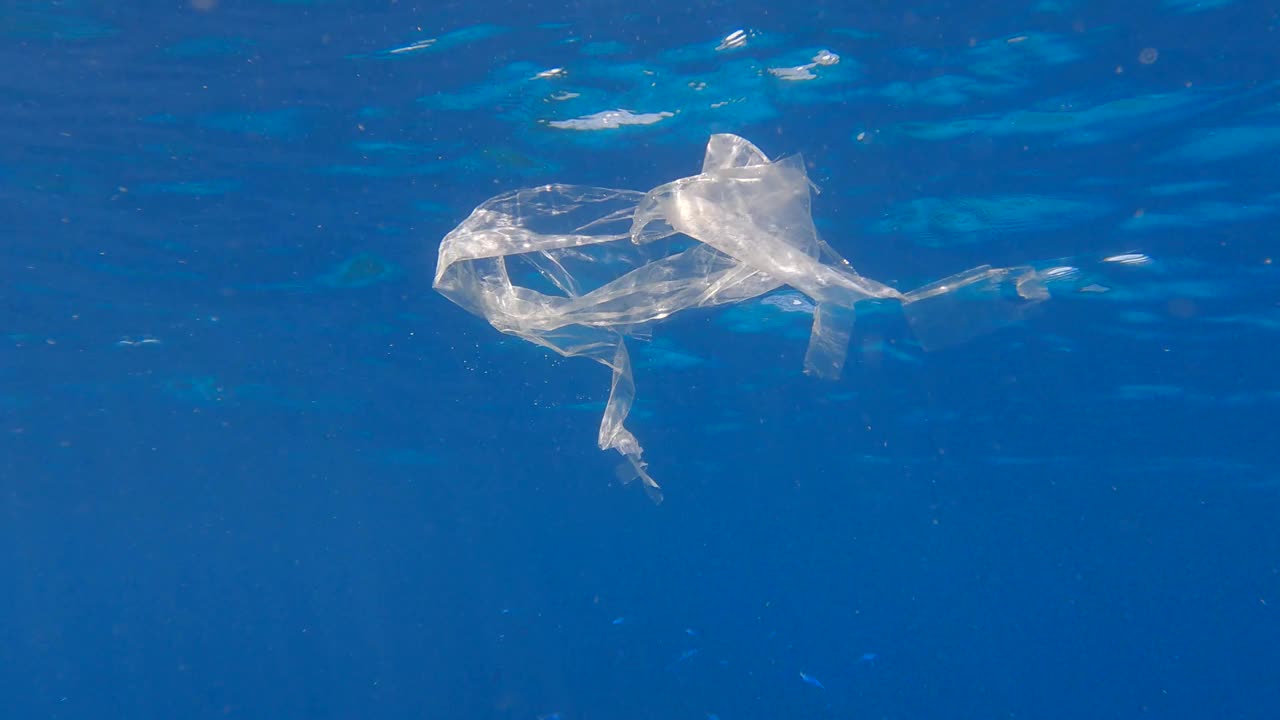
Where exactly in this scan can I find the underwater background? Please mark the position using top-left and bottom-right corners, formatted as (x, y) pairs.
(2, 1), (1278, 718)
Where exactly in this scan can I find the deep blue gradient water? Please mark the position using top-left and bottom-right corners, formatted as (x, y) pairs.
(3, 1), (1279, 718)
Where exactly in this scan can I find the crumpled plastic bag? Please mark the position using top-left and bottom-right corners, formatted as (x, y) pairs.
(435, 134), (1049, 502)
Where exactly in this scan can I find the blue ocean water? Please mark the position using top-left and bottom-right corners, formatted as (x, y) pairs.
(2, 1), (1278, 718)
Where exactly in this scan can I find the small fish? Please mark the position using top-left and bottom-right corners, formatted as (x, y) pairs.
(799, 671), (825, 689)
(760, 292), (816, 314)
(665, 648), (700, 672)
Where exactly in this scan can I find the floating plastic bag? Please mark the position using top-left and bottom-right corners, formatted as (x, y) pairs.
(434, 134), (1050, 502)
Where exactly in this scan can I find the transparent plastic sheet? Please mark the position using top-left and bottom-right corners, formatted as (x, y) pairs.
(434, 134), (1052, 502)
